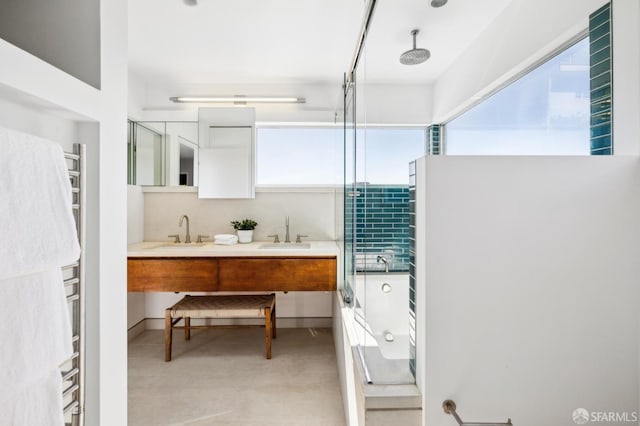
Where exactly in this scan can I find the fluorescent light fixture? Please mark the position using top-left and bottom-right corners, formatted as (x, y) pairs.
(170, 96), (305, 104)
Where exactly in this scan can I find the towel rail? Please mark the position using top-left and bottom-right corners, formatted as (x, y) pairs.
(62, 263), (80, 271)
(62, 368), (80, 382)
(61, 144), (86, 426)
(443, 400), (513, 426)
(63, 401), (79, 415)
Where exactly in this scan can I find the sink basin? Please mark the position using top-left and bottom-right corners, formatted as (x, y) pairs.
(153, 242), (208, 249)
(259, 243), (311, 250)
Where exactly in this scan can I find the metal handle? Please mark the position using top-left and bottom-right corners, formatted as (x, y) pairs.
(443, 400), (512, 426)
(268, 234), (280, 243)
(168, 234), (180, 243)
(196, 234), (209, 243)
(296, 234), (308, 243)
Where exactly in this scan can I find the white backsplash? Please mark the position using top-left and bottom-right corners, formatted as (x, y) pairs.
(143, 188), (338, 243)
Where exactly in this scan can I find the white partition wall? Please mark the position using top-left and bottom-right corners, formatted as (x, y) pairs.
(415, 156), (640, 426)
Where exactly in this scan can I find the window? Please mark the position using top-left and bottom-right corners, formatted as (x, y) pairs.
(445, 37), (591, 155)
(356, 128), (426, 185)
(256, 127), (343, 185)
(257, 126), (426, 186)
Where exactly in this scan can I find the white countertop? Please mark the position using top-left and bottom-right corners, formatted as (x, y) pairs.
(128, 240), (340, 257)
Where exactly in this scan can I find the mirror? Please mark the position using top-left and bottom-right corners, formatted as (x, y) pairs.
(127, 120), (198, 186)
(198, 107), (255, 199)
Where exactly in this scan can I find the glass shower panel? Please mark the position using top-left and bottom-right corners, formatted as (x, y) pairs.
(344, 80), (356, 307)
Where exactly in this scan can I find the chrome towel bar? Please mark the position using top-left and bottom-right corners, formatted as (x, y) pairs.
(443, 400), (513, 426)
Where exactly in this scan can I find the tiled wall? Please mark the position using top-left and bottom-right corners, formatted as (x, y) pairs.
(428, 124), (441, 155)
(352, 184), (410, 272)
(589, 2), (612, 155)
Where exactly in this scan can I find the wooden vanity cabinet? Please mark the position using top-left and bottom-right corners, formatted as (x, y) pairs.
(127, 256), (337, 292)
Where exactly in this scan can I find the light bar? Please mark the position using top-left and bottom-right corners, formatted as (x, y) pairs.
(170, 96), (305, 104)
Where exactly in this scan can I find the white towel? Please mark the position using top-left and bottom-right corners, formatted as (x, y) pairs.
(0, 269), (73, 398)
(214, 234), (238, 241)
(213, 235), (238, 246)
(2, 368), (65, 426)
(0, 127), (79, 426)
(214, 234), (239, 245)
(0, 126), (81, 279)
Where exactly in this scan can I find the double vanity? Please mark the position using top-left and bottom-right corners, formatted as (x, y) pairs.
(127, 241), (338, 293)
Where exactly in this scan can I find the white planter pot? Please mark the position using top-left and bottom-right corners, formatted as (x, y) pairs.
(236, 229), (253, 244)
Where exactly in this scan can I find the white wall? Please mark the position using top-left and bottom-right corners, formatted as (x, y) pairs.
(415, 156), (640, 426)
(356, 84), (433, 125)
(0, 93), (77, 152)
(140, 82), (343, 123)
(128, 70), (146, 121)
(432, 0), (608, 123)
(130, 80), (433, 125)
(0, 1), (128, 424)
(612, 0), (640, 155)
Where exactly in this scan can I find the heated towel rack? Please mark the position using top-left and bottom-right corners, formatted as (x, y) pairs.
(62, 144), (86, 426)
(443, 400), (513, 426)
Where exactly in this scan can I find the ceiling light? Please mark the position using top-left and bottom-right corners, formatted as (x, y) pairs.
(183, 0), (198, 6)
(430, 0), (448, 7)
(170, 96), (306, 104)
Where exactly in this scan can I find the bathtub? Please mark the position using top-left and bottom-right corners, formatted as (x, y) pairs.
(352, 273), (410, 360)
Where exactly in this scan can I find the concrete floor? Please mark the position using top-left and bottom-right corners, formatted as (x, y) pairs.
(128, 328), (346, 426)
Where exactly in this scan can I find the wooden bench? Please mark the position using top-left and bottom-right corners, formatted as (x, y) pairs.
(165, 293), (276, 361)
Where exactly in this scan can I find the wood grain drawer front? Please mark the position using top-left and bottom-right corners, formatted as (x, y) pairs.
(128, 258), (218, 292)
(217, 258), (337, 291)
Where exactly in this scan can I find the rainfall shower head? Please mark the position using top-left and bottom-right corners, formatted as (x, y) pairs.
(399, 29), (430, 65)
(430, 0), (448, 7)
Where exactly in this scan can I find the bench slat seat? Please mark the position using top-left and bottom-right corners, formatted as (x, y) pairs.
(165, 293), (276, 361)
(170, 295), (275, 318)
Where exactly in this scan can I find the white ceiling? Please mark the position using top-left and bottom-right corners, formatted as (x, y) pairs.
(128, 0), (513, 88)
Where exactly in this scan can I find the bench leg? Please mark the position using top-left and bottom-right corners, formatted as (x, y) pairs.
(165, 309), (173, 362)
(272, 303), (277, 339)
(185, 316), (191, 340)
(265, 306), (272, 359)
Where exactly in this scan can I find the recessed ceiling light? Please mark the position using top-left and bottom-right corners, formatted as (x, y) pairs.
(183, 0), (197, 6)
(430, 0), (448, 7)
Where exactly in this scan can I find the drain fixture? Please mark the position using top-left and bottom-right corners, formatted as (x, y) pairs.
(381, 283), (392, 293)
(383, 331), (394, 342)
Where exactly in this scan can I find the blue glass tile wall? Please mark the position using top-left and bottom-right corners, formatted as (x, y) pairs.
(428, 124), (441, 155)
(589, 2), (613, 155)
(353, 184), (411, 272)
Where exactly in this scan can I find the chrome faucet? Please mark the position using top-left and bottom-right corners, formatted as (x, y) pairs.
(284, 216), (291, 243)
(376, 255), (389, 273)
(179, 214), (191, 243)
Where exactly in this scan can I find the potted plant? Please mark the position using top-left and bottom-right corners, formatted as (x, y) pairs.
(231, 219), (258, 243)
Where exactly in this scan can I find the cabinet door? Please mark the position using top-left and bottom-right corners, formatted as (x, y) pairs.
(127, 258), (218, 292)
(217, 258), (337, 291)
(199, 126), (253, 198)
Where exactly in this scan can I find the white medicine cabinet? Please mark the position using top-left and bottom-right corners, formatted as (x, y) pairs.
(198, 107), (256, 199)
